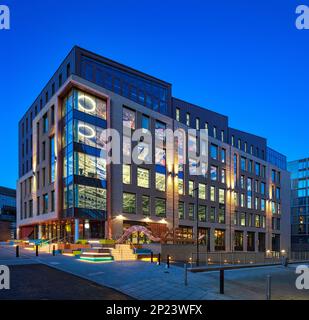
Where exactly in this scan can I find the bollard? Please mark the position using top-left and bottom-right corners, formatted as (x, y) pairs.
(16, 245), (19, 258)
(151, 252), (153, 263)
(220, 269), (224, 294)
(266, 275), (271, 300)
(52, 245), (55, 256)
(184, 263), (188, 286)
(35, 245), (39, 257)
(158, 253), (161, 265)
(167, 255), (170, 268)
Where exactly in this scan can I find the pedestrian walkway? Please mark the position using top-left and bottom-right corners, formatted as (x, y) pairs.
(0, 245), (307, 300)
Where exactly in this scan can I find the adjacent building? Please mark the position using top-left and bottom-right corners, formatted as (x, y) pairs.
(0, 186), (16, 240)
(17, 46), (290, 253)
(288, 158), (309, 251)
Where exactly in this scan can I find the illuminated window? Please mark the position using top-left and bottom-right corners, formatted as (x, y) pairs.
(186, 113), (190, 126)
(272, 201), (276, 214)
(262, 216), (266, 228)
(234, 231), (243, 251)
(76, 90), (106, 120)
(210, 186), (216, 202)
(209, 207), (216, 222)
(219, 189), (225, 204)
(137, 168), (150, 188)
(247, 178), (252, 209)
(255, 215), (260, 228)
(178, 201), (185, 219)
(75, 152), (106, 180)
(240, 212), (246, 226)
(178, 178), (184, 195)
(74, 185), (106, 210)
(123, 193), (136, 213)
(155, 198), (166, 217)
(123, 164), (131, 184)
(221, 169), (226, 183)
(176, 108), (180, 122)
(188, 204), (194, 220)
(213, 126), (217, 139)
(240, 193), (245, 207)
(221, 130), (224, 142)
(142, 196), (150, 216)
(234, 192), (238, 206)
(218, 204), (225, 223)
(189, 181), (194, 197)
(74, 120), (106, 149)
(198, 205), (206, 222)
(196, 118), (200, 130)
(199, 183), (206, 200)
(156, 172), (166, 191)
(50, 136), (55, 183)
(240, 175), (245, 189)
(214, 229), (225, 251)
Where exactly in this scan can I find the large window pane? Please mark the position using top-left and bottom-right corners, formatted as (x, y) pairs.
(75, 152), (106, 180)
(76, 90), (106, 120)
(156, 172), (166, 191)
(74, 185), (106, 210)
(123, 193), (136, 213)
(155, 198), (166, 217)
(137, 168), (150, 188)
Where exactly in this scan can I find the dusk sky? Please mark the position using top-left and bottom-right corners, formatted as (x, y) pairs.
(0, 0), (309, 189)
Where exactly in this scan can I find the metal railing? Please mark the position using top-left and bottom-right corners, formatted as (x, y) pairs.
(190, 252), (282, 266)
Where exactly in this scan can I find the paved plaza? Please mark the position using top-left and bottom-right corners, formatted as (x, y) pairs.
(0, 245), (308, 300)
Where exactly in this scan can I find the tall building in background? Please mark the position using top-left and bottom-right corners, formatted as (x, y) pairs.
(17, 46), (290, 253)
(288, 158), (309, 251)
(0, 186), (16, 240)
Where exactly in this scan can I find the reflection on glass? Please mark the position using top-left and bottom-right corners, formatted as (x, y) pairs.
(74, 152), (106, 180)
(74, 185), (106, 210)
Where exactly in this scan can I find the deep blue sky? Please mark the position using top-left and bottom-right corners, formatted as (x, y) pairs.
(0, 0), (308, 189)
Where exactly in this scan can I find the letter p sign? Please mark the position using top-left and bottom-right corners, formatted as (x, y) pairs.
(0, 5), (10, 30)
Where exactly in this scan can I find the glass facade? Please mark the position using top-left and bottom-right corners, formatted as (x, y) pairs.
(288, 158), (309, 249)
(62, 89), (107, 221)
(81, 56), (170, 115)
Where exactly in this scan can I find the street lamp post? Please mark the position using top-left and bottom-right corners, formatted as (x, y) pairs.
(193, 186), (199, 266)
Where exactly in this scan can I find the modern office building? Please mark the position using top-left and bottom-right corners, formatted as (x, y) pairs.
(17, 46), (290, 253)
(288, 158), (309, 251)
(0, 186), (16, 240)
